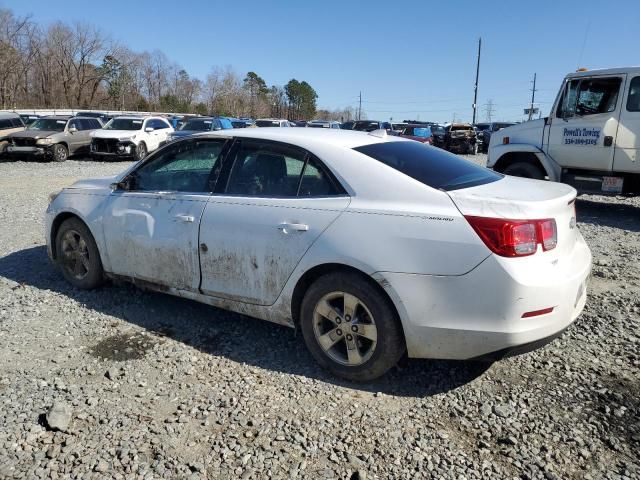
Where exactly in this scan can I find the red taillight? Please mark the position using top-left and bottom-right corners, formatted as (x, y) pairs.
(465, 216), (557, 257)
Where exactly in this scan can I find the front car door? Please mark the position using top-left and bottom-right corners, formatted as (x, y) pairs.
(101, 137), (229, 290)
(199, 138), (350, 305)
(546, 74), (625, 171)
(66, 119), (84, 154)
(613, 75), (640, 174)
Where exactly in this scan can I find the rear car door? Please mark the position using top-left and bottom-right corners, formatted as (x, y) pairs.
(546, 74), (625, 171)
(613, 75), (640, 174)
(199, 138), (350, 305)
(101, 138), (228, 290)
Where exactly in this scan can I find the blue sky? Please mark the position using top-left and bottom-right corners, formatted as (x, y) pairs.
(3, 0), (639, 122)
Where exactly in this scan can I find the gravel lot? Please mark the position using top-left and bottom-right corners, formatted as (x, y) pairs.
(0, 155), (638, 479)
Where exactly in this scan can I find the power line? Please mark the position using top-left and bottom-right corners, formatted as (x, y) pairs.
(483, 99), (495, 122)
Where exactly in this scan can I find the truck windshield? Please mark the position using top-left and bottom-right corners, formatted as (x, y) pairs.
(104, 118), (144, 130)
(354, 140), (501, 191)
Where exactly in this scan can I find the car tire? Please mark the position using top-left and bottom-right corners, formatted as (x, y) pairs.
(300, 272), (405, 381)
(53, 144), (68, 162)
(55, 217), (104, 289)
(502, 161), (545, 180)
(136, 142), (147, 160)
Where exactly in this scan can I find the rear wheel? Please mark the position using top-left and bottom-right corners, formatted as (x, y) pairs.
(502, 161), (545, 180)
(55, 217), (104, 289)
(53, 144), (68, 162)
(300, 272), (405, 381)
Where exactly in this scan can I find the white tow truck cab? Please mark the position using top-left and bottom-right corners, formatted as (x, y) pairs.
(488, 66), (640, 195)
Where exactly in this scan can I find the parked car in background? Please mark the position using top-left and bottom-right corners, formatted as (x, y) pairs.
(5, 115), (102, 162)
(0, 112), (26, 156)
(431, 124), (446, 148)
(307, 120), (341, 129)
(46, 128), (591, 381)
(255, 118), (291, 127)
(397, 124), (433, 143)
(19, 114), (40, 126)
(443, 123), (477, 154)
(239, 117), (255, 127)
(167, 116), (232, 142)
(291, 120), (308, 127)
(90, 116), (173, 160)
(391, 122), (407, 133)
(340, 121), (355, 130)
(352, 120), (392, 132)
(227, 117), (247, 128)
(74, 111), (112, 126)
(478, 122), (516, 153)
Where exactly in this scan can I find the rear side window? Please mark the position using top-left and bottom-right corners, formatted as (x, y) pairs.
(354, 140), (502, 191)
(0, 119), (11, 129)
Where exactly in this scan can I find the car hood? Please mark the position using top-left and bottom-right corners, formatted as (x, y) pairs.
(92, 130), (141, 139)
(11, 130), (59, 139)
(66, 175), (120, 192)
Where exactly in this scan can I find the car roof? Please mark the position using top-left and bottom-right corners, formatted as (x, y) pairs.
(203, 126), (407, 149)
(42, 115), (72, 120)
(0, 112), (21, 119)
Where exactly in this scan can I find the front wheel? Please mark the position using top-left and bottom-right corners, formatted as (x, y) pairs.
(502, 161), (545, 180)
(55, 217), (104, 289)
(53, 144), (68, 162)
(300, 272), (405, 381)
(136, 142), (147, 160)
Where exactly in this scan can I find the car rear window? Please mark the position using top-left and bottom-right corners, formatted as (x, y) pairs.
(353, 140), (502, 191)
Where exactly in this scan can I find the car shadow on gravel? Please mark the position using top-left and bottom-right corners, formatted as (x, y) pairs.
(0, 245), (491, 397)
(577, 197), (640, 232)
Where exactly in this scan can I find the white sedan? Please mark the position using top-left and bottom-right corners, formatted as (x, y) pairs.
(45, 128), (592, 380)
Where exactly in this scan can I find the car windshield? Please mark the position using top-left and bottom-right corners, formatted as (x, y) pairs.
(353, 121), (380, 132)
(180, 119), (214, 131)
(354, 140), (501, 191)
(256, 120), (281, 127)
(104, 118), (144, 130)
(451, 125), (473, 131)
(28, 119), (67, 131)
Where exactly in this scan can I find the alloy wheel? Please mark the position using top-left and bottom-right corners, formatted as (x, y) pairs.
(312, 291), (378, 366)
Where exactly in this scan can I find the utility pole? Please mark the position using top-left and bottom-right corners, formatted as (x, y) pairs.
(483, 99), (495, 122)
(358, 91), (362, 120)
(528, 73), (537, 121)
(472, 37), (481, 125)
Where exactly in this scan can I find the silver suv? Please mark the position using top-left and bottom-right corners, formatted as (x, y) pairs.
(5, 115), (103, 162)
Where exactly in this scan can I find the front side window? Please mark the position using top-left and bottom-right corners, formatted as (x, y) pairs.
(225, 140), (341, 197)
(354, 140), (501, 191)
(626, 76), (640, 112)
(130, 139), (227, 193)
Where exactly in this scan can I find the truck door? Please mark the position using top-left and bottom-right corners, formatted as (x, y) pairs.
(613, 75), (640, 174)
(546, 74), (625, 172)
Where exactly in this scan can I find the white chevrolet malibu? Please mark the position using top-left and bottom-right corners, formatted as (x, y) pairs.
(45, 128), (591, 380)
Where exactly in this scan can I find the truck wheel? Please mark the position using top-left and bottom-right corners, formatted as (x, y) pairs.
(503, 161), (545, 180)
(53, 144), (68, 162)
(300, 272), (405, 382)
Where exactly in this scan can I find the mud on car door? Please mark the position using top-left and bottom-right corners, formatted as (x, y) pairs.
(101, 138), (229, 290)
(198, 138), (350, 305)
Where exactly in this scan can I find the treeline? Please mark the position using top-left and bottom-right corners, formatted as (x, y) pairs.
(0, 8), (356, 120)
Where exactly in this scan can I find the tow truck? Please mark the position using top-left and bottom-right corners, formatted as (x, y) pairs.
(487, 67), (640, 194)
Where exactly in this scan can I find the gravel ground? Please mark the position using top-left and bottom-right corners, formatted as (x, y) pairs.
(0, 155), (638, 479)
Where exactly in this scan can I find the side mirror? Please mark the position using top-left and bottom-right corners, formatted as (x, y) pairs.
(145, 127), (154, 133)
(110, 176), (134, 191)
(69, 126), (78, 134)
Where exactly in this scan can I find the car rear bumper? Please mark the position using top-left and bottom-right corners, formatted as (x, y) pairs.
(378, 231), (592, 359)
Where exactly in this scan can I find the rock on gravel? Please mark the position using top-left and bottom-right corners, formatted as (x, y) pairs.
(0, 157), (638, 479)
(45, 401), (72, 432)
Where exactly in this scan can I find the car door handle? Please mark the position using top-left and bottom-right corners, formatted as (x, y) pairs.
(278, 222), (309, 233)
(174, 214), (195, 223)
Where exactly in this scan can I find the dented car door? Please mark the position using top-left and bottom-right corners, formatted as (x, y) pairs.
(101, 138), (228, 290)
(198, 138), (349, 305)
